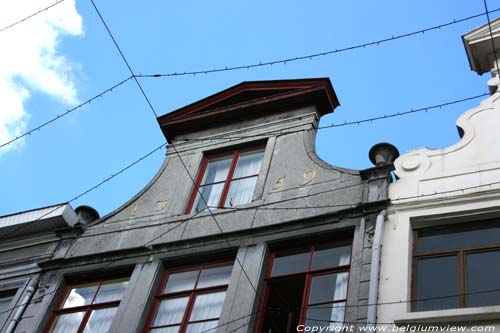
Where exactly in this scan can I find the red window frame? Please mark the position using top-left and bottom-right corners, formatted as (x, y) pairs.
(144, 260), (234, 333)
(255, 241), (352, 332)
(185, 145), (265, 214)
(45, 277), (129, 333)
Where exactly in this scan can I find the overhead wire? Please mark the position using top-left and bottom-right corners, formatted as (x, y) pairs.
(2, 3), (500, 328)
(0, 76), (133, 148)
(484, 0), (500, 83)
(0, 141), (166, 240)
(1, 7), (495, 148)
(135, 8), (500, 78)
(176, 92), (489, 143)
(87, 0), (260, 297)
(89, 0), (158, 117)
(0, 0), (65, 33)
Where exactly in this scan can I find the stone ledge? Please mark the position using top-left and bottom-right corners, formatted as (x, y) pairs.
(394, 306), (500, 325)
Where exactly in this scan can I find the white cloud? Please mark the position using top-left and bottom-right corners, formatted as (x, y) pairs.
(0, 0), (83, 153)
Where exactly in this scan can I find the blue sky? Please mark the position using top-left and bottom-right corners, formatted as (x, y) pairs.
(0, 0), (495, 217)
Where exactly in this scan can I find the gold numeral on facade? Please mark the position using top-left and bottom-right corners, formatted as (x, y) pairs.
(131, 203), (140, 217)
(156, 199), (170, 211)
(273, 176), (285, 190)
(303, 170), (317, 185)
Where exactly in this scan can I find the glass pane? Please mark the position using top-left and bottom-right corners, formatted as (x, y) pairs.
(417, 222), (500, 253)
(186, 319), (219, 333)
(305, 302), (345, 331)
(50, 311), (85, 333)
(467, 250), (500, 307)
(193, 183), (224, 212)
(311, 244), (351, 270)
(271, 248), (310, 277)
(0, 295), (13, 315)
(232, 150), (264, 178)
(150, 327), (180, 333)
(223, 177), (257, 207)
(189, 291), (226, 321)
(63, 284), (99, 308)
(153, 297), (189, 327)
(94, 279), (129, 303)
(164, 270), (198, 293)
(198, 265), (233, 289)
(202, 157), (232, 184)
(308, 272), (349, 305)
(416, 256), (458, 311)
(83, 307), (118, 333)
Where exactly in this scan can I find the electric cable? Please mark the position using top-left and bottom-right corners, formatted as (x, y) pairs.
(89, 0), (158, 117)
(0, 76), (133, 148)
(0, 0), (65, 33)
(135, 9), (500, 79)
(177, 92), (489, 143)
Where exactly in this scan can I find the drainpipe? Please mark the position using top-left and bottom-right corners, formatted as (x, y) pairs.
(5, 277), (39, 333)
(366, 210), (386, 329)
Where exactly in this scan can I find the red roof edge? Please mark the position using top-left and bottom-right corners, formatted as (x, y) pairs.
(157, 78), (340, 143)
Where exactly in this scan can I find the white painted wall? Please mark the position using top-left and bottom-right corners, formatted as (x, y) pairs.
(379, 90), (500, 329)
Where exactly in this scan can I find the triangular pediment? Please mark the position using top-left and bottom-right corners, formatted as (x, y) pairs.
(462, 17), (500, 74)
(463, 17), (500, 45)
(157, 78), (339, 143)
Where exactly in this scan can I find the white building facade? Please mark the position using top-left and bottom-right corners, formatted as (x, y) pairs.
(378, 19), (500, 331)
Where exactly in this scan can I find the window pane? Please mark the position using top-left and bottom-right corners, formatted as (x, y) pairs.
(164, 270), (198, 294)
(198, 265), (233, 289)
(150, 327), (180, 333)
(63, 284), (99, 308)
(223, 177), (257, 207)
(186, 319), (219, 333)
(271, 248), (310, 277)
(262, 274), (305, 333)
(308, 272), (349, 305)
(189, 291), (226, 321)
(153, 297), (189, 327)
(202, 157), (232, 184)
(0, 295), (13, 315)
(417, 223), (500, 253)
(50, 311), (85, 333)
(193, 183), (224, 212)
(94, 279), (129, 303)
(305, 302), (345, 331)
(467, 250), (500, 307)
(83, 307), (118, 333)
(416, 256), (459, 311)
(311, 244), (351, 270)
(232, 150), (264, 178)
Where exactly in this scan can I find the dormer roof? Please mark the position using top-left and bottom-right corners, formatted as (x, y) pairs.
(157, 78), (339, 143)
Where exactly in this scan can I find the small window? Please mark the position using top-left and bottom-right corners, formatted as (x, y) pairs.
(46, 277), (129, 333)
(413, 220), (500, 311)
(257, 242), (351, 333)
(146, 262), (233, 333)
(186, 147), (265, 213)
(0, 290), (16, 317)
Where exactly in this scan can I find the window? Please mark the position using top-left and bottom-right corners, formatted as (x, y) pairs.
(186, 147), (265, 213)
(46, 277), (129, 333)
(413, 220), (500, 311)
(257, 242), (351, 333)
(0, 290), (16, 316)
(146, 262), (233, 333)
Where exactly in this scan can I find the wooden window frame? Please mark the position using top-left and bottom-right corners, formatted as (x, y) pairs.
(411, 221), (500, 311)
(255, 240), (352, 332)
(185, 145), (265, 214)
(45, 277), (129, 333)
(144, 260), (234, 333)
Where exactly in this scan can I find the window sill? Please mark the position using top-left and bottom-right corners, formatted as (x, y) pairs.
(394, 306), (500, 325)
(187, 200), (265, 217)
